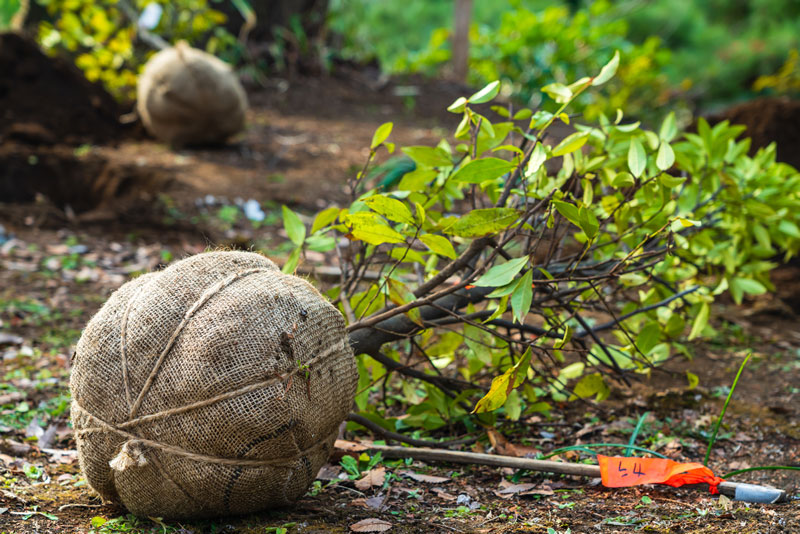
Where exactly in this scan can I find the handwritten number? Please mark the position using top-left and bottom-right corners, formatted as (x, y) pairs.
(633, 462), (645, 477)
(617, 461), (628, 477)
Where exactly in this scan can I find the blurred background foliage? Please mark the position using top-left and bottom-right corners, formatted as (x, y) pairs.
(2, 0), (799, 116)
(328, 0), (800, 117)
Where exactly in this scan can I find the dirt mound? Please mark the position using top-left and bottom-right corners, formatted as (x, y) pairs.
(0, 32), (125, 145)
(708, 97), (800, 169)
(0, 143), (168, 213)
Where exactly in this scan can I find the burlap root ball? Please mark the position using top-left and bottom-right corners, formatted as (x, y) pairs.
(70, 251), (357, 519)
(136, 41), (248, 145)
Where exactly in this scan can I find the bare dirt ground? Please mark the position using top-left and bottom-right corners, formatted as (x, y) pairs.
(1, 57), (799, 532)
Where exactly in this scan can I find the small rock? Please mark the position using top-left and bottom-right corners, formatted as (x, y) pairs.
(45, 257), (61, 271)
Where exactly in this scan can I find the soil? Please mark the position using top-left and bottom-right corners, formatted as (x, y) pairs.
(707, 96), (800, 169)
(0, 33), (127, 146)
(0, 41), (799, 534)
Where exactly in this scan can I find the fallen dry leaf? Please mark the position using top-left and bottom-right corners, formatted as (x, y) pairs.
(431, 487), (457, 501)
(350, 518), (392, 532)
(0, 392), (24, 405)
(495, 483), (536, 498)
(487, 429), (519, 457)
(316, 464), (343, 481)
(355, 467), (386, 491)
(335, 439), (369, 453)
(399, 470), (449, 484)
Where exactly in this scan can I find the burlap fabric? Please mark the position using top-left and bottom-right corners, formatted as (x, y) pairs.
(70, 251), (357, 519)
(136, 42), (247, 145)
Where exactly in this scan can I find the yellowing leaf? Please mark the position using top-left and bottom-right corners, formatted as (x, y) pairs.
(311, 206), (340, 234)
(371, 122), (393, 149)
(688, 302), (709, 340)
(363, 195), (415, 225)
(472, 349), (531, 413)
(420, 234), (457, 259)
(592, 50), (620, 86)
(444, 208), (521, 238)
(542, 83), (572, 104)
(346, 213), (406, 245)
(551, 131), (590, 157)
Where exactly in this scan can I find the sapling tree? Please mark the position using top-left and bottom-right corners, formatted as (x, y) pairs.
(283, 52), (800, 437)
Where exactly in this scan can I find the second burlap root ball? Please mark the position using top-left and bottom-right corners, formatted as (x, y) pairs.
(137, 42), (248, 145)
(70, 251), (357, 519)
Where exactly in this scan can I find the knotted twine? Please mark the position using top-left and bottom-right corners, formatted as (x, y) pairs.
(70, 251), (357, 519)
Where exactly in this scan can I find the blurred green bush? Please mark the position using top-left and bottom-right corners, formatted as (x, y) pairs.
(35, 0), (242, 100)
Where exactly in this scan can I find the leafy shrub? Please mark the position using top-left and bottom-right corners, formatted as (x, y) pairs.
(753, 49), (800, 96)
(396, 1), (676, 121)
(623, 0), (800, 108)
(285, 62), (800, 432)
(36, 0), (239, 100)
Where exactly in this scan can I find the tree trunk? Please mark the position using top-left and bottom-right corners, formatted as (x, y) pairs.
(451, 0), (472, 82)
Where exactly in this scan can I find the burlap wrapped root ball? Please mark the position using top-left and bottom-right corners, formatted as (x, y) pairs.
(137, 41), (248, 145)
(70, 251), (357, 519)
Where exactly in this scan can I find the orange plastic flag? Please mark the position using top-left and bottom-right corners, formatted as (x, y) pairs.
(598, 455), (724, 494)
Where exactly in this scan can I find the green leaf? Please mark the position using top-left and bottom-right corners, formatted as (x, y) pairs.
(510, 269), (533, 322)
(346, 213), (406, 245)
(486, 280), (519, 298)
(688, 302), (709, 340)
(451, 157), (515, 183)
(612, 172), (635, 188)
(371, 122), (393, 149)
(541, 83), (572, 104)
(591, 50), (620, 86)
(655, 142), (675, 171)
(659, 111), (677, 142)
(525, 143), (547, 176)
(311, 206), (340, 234)
(444, 208), (521, 238)
(627, 138), (647, 178)
(779, 220), (800, 238)
(282, 206), (306, 246)
(686, 371), (699, 390)
(730, 277), (767, 305)
(551, 131), (590, 157)
(472, 349), (531, 413)
(578, 206), (599, 239)
(447, 96), (468, 113)
(420, 234), (457, 259)
(658, 173), (685, 188)
(402, 146), (452, 168)
(572, 373), (610, 401)
(282, 246), (301, 274)
(473, 256), (529, 287)
(397, 169), (437, 192)
(513, 108), (533, 120)
(469, 80), (501, 104)
(363, 195), (415, 225)
(552, 200), (581, 228)
(636, 322), (661, 354)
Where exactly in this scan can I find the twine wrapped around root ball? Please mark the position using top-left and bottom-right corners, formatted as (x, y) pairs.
(136, 41), (248, 146)
(70, 251), (357, 519)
